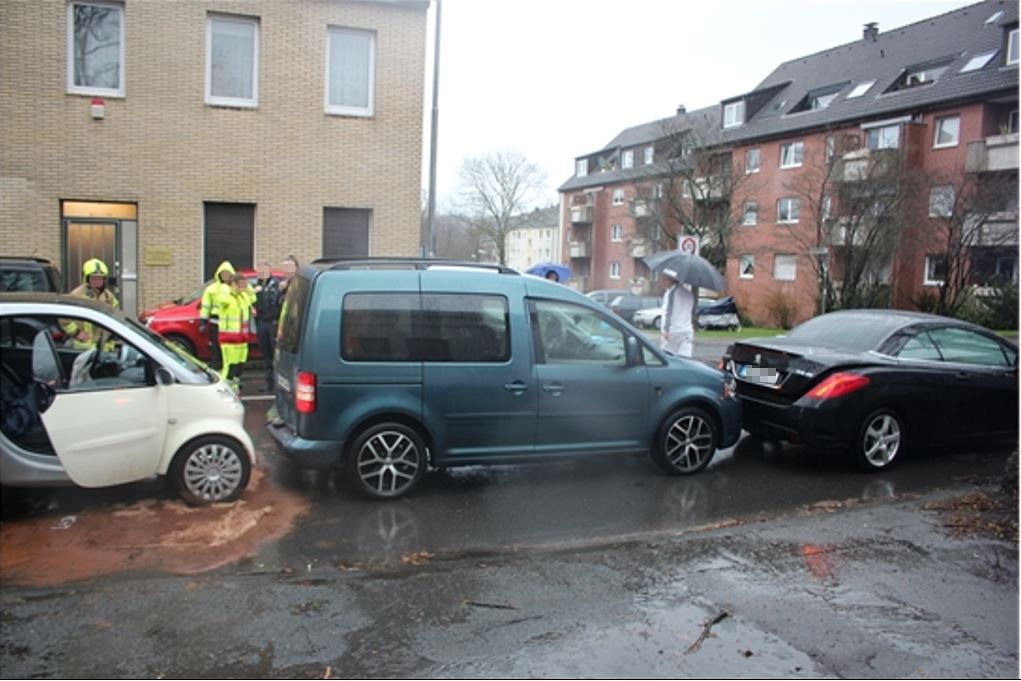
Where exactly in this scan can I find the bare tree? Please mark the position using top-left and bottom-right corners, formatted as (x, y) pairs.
(631, 118), (747, 274)
(456, 151), (548, 265)
(780, 132), (923, 312)
(910, 170), (1019, 317)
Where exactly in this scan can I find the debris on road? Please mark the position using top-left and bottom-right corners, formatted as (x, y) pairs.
(463, 599), (518, 611)
(685, 610), (730, 655)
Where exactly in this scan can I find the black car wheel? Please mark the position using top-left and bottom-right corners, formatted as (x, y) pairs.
(652, 407), (718, 475)
(856, 408), (904, 471)
(652, 315), (662, 330)
(171, 435), (251, 505)
(347, 422), (426, 500)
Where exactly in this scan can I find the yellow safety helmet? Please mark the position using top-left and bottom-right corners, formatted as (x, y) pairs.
(82, 258), (110, 283)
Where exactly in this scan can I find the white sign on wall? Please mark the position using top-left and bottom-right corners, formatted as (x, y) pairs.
(678, 235), (700, 256)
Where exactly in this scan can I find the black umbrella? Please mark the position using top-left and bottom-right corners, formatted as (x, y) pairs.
(643, 250), (726, 292)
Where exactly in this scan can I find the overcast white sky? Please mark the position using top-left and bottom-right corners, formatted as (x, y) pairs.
(423, 0), (975, 210)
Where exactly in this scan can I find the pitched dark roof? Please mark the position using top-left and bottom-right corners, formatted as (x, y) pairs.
(722, 0), (1018, 144)
(560, 0), (1018, 194)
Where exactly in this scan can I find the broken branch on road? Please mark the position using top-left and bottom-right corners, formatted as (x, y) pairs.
(685, 611), (730, 655)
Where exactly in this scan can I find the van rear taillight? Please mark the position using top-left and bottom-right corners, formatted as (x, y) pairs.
(806, 372), (870, 400)
(295, 371), (316, 414)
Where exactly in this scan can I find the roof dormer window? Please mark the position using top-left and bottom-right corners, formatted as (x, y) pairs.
(1008, 27), (1019, 66)
(723, 100), (744, 129)
(790, 82), (847, 113)
(885, 58), (952, 93)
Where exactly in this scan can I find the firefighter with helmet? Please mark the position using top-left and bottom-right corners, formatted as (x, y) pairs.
(62, 258), (119, 350)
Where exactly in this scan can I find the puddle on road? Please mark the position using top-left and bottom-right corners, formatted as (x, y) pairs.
(0, 466), (310, 587)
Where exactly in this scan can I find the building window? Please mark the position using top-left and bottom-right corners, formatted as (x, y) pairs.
(929, 185), (956, 217)
(612, 188), (625, 205)
(961, 51), (997, 73)
(723, 101), (744, 128)
(739, 255), (755, 279)
(780, 141), (804, 168)
(611, 224), (623, 242)
(742, 202), (758, 226)
(777, 197), (800, 223)
(609, 262), (621, 279)
(1008, 28), (1019, 66)
(822, 194), (833, 221)
(206, 14), (259, 107)
(622, 150), (634, 169)
(326, 27), (375, 116)
(846, 80), (875, 99)
(653, 183), (663, 199)
(924, 254), (947, 285)
(773, 255), (797, 281)
(644, 146), (654, 165)
(67, 2), (124, 96)
(745, 148), (761, 173)
(934, 116), (960, 148)
(576, 159), (588, 177)
(866, 124), (899, 150)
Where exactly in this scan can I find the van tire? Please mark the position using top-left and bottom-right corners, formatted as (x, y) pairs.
(171, 435), (251, 505)
(651, 407), (718, 475)
(346, 422), (426, 500)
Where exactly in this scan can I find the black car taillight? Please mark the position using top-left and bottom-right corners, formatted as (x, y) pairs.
(806, 372), (870, 400)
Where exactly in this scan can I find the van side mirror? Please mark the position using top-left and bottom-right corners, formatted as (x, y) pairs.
(625, 336), (641, 366)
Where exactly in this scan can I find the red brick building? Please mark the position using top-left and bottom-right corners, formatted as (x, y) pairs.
(560, 1), (1018, 326)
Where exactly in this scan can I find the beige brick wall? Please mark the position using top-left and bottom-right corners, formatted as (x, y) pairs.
(0, 0), (427, 309)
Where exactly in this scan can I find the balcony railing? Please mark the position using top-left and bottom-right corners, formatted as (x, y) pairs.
(965, 133), (1019, 173)
(568, 241), (592, 258)
(570, 205), (593, 224)
(627, 237), (652, 258)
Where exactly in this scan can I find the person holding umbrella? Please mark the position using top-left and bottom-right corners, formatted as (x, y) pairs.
(643, 248), (727, 358)
(659, 270), (695, 357)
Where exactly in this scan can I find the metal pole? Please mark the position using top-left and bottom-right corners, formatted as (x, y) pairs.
(426, 0), (442, 257)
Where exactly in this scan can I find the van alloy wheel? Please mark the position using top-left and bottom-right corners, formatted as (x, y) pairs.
(349, 423), (426, 499)
(173, 436), (251, 505)
(651, 407), (717, 475)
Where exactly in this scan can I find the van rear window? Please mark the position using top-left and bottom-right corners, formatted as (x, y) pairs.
(342, 293), (509, 363)
(277, 275), (311, 354)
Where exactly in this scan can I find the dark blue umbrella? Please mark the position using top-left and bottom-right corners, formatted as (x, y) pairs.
(526, 262), (571, 283)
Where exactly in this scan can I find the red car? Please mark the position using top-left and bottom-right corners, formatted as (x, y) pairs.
(139, 269), (282, 361)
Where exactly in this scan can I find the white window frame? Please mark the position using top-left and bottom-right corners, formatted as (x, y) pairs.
(822, 194), (832, 221)
(742, 202), (758, 226)
(1009, 28), (1019, 66)
(609, 261), (621, 280)
(67, 1), (125, 97)
(723, 101), (744, 128)
(777, 197), (800, 224)
(205, 13), (260, 108)
(933, 115), (960, 148)
(612, 188), (625, 206)
(924, 254), (946, 286)
(739, 254), (755, 279)
(325, 26), (376, 117)
(621, 150), (634, 169)
(929, 185), (956, 218)
(644, 146), (654, 165)
(780, 141), (804, 168)
(866, 124), (900, 150)
(745, 148), (761, 174)
(576, 159), (588, 177)
(611, 224), (623, 242)
(773, 254), (797, 282)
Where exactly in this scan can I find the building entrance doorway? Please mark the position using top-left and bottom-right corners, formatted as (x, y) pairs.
(61, 201), (139, 314)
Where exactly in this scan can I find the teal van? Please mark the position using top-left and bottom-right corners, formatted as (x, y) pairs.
(267, 259), (741, 499)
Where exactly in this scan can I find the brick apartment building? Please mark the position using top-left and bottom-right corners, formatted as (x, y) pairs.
(0, 0), (427, 314)
(560, 0), (1018, 326)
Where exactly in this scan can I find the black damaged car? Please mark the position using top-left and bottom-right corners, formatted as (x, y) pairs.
(721, 310), (1018, 471)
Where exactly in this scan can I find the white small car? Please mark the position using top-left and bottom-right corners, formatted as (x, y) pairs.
(632, 304), (665, 329)
(0, 293), (255, 505)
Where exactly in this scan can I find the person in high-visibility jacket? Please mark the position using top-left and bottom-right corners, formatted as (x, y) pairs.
(199, 260), (235, 370)
(217, 272), (255, 391)
(62, 258), (119, 350)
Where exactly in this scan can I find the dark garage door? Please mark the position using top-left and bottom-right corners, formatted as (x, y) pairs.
(323, 207), (371, 258)
(204, 202), (255, 280)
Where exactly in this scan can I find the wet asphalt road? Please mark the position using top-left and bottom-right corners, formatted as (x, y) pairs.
(1, 346), (1018, 678)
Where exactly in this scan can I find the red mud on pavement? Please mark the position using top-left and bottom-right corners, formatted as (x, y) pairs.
(0, 467), (310, 586)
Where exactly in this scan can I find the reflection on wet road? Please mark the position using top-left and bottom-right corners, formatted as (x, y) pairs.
(0, 394), (1012, 584)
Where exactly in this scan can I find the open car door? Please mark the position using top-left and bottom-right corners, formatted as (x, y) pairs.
(32, 328), (168, 488)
